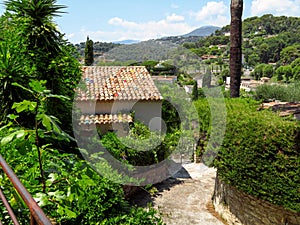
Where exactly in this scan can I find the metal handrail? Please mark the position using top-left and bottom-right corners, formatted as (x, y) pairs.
(0, 154), (52, 225)
(0, 187), (20, 225)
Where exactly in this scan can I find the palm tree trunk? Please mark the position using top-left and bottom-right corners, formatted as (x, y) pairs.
(230, 0), (243, 97)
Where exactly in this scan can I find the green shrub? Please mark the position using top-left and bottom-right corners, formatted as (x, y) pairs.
(194, 95), (227, 165)
(254, 82), (300, 102)
(193, 99), (210, 133)
(100, 121), (177, 166)
(212, 98), (300, 212)
(0, 133), (164, 224)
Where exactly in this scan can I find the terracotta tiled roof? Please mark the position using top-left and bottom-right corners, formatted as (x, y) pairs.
(77, 66), (163, 101)
(260, 102), (300, 117)
(79, 114), (133, 125)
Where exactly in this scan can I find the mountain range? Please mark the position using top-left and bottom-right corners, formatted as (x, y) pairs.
(182, 26), (220, 37)
(113, 40), (140, 45)
(112, 26), (220, 45)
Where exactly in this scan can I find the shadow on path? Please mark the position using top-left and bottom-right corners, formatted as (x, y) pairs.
(129, 166), (191, 207)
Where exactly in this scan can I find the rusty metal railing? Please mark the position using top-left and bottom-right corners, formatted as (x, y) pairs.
(0, 154), (52, 225)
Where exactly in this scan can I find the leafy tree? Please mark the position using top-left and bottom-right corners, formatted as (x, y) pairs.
(252, 63), (266, 80)
(141, 60), (159, 72)
(84, 36), (94, 66)
(229, 0), (243, 97)
(275, 65), (293, 82)
(4, 0), (66, 80)
(266, 36), (286, 62)
(258, 43), (270, 63)
(0, 29), (29, 122)
(262, 64), (274, 78)
(284, 66), (293, 81)
(275, 66), (285, 81)
(280, 45), (300, 65)
(4, 0), (65, 51)
(291, 58), (300, 68)
(291, 58), (300, 80)
(293, 66), (300, 80)
(1, 0), (82, 134)
(247, 53), (260, 67)
(1, 80), (70, 193)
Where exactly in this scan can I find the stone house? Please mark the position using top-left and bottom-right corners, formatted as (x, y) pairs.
(75, 66), (163, 135)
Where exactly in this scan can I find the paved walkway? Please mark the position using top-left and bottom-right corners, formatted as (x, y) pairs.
(131, 163), (225, 225)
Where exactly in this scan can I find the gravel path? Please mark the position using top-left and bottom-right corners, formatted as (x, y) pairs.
(130, 163), (225, 225)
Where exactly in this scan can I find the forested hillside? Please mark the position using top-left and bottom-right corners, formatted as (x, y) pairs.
(75, 15), (300, 82)
(183, 14), (300, 81)
(185, 14), (300, 65)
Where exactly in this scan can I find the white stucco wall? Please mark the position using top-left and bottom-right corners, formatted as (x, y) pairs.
(132, 101), (162, 131)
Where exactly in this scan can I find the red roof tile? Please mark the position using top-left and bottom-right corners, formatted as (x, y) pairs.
(77, 66), (163, 101)
(79, 114), (133, 125)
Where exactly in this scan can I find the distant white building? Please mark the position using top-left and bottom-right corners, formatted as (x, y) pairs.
(226, 77), (271, 92)
(184, 85), (193, 94)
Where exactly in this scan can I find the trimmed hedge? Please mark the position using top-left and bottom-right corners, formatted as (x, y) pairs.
(195, 98), (300, 212)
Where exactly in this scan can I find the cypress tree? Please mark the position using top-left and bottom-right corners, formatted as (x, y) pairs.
(84, 36), (94, 66)
(192, 81), (198, 100)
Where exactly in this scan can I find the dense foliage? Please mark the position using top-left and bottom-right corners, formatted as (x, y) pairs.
(195, 98), (300, 212)
(0, 81), (164, 224)
(254, 82), (300, 102)
(0, 0), (165, 224)
(0, 136), (164, 224)
(0, 0), (82, 134)
(183, 14), (300, 80)
(100, 122), (172, 166)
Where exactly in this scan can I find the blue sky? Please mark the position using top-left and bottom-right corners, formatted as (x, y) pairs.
(0, 0), (299, 43)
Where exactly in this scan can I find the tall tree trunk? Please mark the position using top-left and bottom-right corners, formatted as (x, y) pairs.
(230, 0), (243, 97)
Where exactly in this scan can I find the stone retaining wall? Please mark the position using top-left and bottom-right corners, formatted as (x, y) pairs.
(212, 174), (300, 225)
(123, 160), (181, 197)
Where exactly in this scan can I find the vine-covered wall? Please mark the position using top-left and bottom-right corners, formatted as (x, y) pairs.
(211, 99), (300, 213)
(195, 98), (300, 214)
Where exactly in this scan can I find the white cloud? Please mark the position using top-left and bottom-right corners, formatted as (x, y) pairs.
(66, 33), (75, 39)
(97, 15), (194, 41)
(166, 13), (185, 22)
(108, 17), (139, 29)
(251, 0), (300, 16)
(65, 17), (195, 43)
(191, 1), (229, 26)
